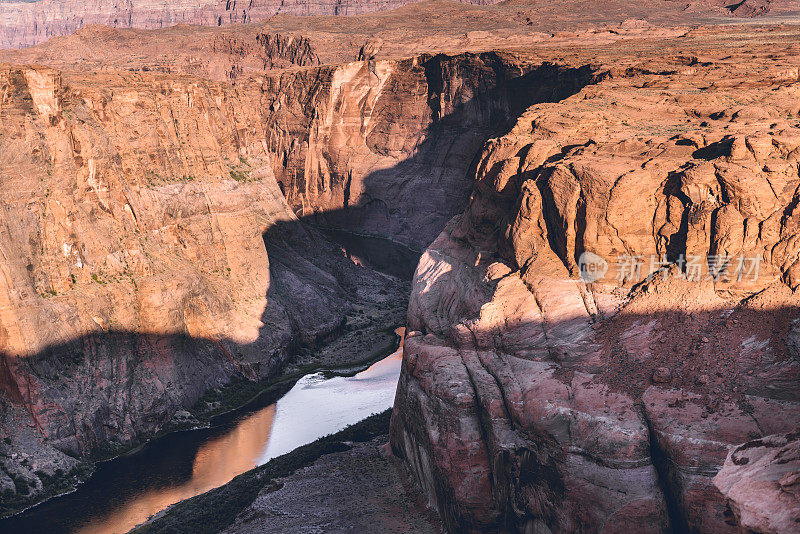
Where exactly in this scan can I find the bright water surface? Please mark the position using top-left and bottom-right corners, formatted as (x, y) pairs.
(1, 330), (403, 534)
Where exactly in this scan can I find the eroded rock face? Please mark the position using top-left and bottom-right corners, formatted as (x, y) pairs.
(0, 45), (589, 515)
(223, 436), (443, 534)
(390, 42), (800, 532)
(713, 429), (800, 533)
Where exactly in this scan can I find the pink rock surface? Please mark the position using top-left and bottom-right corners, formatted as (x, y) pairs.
(391, 29), (800, 531)
(714, 429), (800, 533)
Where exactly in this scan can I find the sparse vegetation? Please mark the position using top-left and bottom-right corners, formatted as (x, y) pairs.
(10, 473), (30, 495)
(0, 464), (92, 518)
(144, 170), (197, 187)
(228, 168), (251, 182)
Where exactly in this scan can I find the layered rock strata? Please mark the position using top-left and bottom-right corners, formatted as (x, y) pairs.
(0, 47), (585, 514)
(391, 43), (800, 532)
(1, 7), (799, 528)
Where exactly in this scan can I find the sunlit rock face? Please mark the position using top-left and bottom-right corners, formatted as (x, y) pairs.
(390, 35), (800, 532)
(0, 44), (577, 514)
(0, 0), (505, 49)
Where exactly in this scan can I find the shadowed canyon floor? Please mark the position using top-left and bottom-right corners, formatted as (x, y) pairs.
(0, 2), (799, 533)
(1, 336), (405, 533)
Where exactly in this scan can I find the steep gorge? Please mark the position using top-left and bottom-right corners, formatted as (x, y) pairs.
(0, 49), (597, 517)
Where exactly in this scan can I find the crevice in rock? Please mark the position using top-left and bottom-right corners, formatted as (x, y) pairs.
(663, 171), (692, 263)
(643, 409), (690, 533)
(454, 349), (503, 530)
(573, 190), (588, 270)
(693, 137), (734, 161)
(536, 172), (570, 269)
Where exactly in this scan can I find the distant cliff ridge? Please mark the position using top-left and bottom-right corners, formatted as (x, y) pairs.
(0, 0), (501, 48)
(0, 0), (784, 50)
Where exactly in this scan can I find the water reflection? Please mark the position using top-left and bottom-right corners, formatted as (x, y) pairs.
(259, 337), (403, 463)
(76, 406), (276, 534)
(2, 328), (403, 534)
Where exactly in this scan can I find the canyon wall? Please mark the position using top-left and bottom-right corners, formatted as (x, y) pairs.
(0, 0), (504, 49)
(0, 48), (579, 515)
(266, 53), (597, 250)
(0, 62), (405, 513)
(390, 42), (800, 532)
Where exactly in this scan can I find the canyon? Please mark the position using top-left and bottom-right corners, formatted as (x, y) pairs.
(0, 1), (799, 533)
(0, 10), (604, 517)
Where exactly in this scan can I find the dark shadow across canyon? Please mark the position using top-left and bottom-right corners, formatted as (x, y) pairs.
(0, 57), (602, 528)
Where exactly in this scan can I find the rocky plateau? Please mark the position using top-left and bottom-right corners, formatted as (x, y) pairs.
(2, 0), (800, 49)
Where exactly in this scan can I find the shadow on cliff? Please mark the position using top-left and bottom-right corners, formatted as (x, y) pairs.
(255, 56), (604, 363)
(4, 297), (800, 532)
(0, 56), (603, 524)
(293, 55), (602, 252)
(390, 288), (800, 532)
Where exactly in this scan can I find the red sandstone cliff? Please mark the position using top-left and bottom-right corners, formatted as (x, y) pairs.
(0, 2), (798, 529)
(390, 28), (800, 532)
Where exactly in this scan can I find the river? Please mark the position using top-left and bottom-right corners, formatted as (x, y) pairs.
(1, 329), (404, 534)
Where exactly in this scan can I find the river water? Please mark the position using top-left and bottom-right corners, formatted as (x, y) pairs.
(2, 330), (404, 534)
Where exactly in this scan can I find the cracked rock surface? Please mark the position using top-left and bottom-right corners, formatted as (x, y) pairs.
(390, 28), (800, 532)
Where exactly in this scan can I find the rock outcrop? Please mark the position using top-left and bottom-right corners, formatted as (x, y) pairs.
(390, 29), (800, 532)
(714, 429), (800, 533)
(223, 435), (443, 533)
